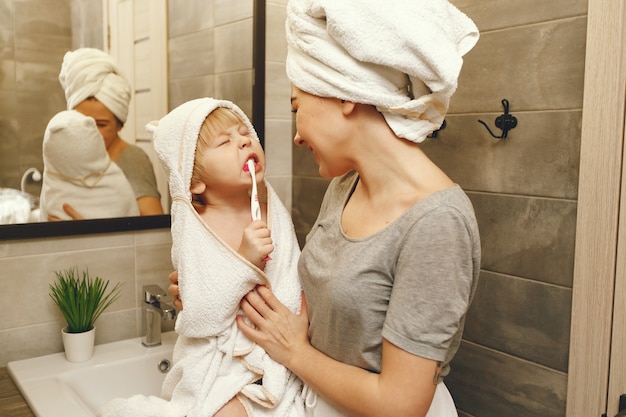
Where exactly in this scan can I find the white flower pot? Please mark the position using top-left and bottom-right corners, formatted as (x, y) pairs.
(61, 326), (96, 363)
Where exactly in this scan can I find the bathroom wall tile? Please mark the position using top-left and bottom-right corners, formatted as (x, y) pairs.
(468, 192), (577, 287)
(292, 176), (330, 243)
(214, 19), (253, 73)
(453, 0), (588, 32)
(463, 271), (571, 372)
(265, 61), (290, 119)
(168, 0), (214, 39)
(447, 341), (567, 417)
(14, 68), (65, 177)
(15, 70), (65, 161)
(0, 88), (19, 188)
(14, 32), (70, 64)
(266, 175), (292, 214)
(420, 111), (582, 200)
(168, 74), (215, 110)
(266, 2), (287, 63)
(214, 0), (252, 26)
(215, 69), (253, 118)
(292, 139), (319, 177)
(0, 321), (63, 366)
(134, 242), (174, 307)
(0, 246), (135, 330)
(0, 309), (137, 366)
(70, 0), (103, 50)
(0, 232), (134, 258)
(0, 0), (13, 32)
(168, 29), (215, 80)
(14, 0), (71, 37)
(94, 308), (138, 344)
(451, 17), (586, 113)
(265, 118), (292, 177)
(134, 228), (172, 246)
(0, 28), (15, 62)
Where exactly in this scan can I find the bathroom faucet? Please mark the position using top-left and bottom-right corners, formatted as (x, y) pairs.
(142, 285), (177, 347)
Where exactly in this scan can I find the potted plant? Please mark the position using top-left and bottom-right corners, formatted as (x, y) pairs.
(49, 266), (122, 362)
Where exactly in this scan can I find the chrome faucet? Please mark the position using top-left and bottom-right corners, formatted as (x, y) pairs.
(142, 285), (177, 347)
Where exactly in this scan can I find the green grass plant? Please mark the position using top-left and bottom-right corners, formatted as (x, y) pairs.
(49, 266), (123, 333)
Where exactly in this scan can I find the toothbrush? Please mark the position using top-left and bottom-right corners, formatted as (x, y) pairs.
(247, 159), (261, 221)
(246, 159), (271, 262)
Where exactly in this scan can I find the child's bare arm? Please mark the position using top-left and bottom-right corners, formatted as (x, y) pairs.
(214, 397), (247, 417)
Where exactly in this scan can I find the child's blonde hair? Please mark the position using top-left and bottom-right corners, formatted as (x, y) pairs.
(191, 107), (245, 207)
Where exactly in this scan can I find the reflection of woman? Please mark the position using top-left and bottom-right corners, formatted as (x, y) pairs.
(56, 47), (163, 218)
(39, 110), (139, 221)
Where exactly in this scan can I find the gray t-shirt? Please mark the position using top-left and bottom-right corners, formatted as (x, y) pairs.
(299, 171), (480, 382)
(115, 144), (161, 200)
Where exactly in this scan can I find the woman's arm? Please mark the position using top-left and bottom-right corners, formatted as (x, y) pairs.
(237, 286), (438, 417)
(137, 195), (164, 215)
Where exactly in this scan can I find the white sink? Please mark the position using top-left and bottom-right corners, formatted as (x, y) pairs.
(7, 331), (177, 417)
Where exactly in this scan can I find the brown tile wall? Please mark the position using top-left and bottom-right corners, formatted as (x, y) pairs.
(0, 0), (71, 191)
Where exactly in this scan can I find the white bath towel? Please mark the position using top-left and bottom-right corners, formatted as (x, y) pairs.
(98, 98), (304, 417)
(59, 48), (131, 123)
(39, 110), (139, 220)
(285, 0), (479, 143)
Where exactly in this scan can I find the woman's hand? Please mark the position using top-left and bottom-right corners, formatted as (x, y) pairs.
(48, 203), (84, 221)
(237, 286), (310, 368)
(168, 270), (183, 310)
(238, 220), (274, 270)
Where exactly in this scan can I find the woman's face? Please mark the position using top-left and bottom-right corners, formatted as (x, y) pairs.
(74, 98), (122, 150)
(290, 85), (350, 178)
(193, 122), (265, 195)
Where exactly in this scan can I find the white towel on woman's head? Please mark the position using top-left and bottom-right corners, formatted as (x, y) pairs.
(39, 110), (139, 220)
(286, 0), (479, 143)
(59, 48), (131, 123)
(98, 98), (305, 417)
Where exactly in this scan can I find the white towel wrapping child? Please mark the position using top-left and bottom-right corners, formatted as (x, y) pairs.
(98, 98), (304, 417)
(39, 110), (139, 220)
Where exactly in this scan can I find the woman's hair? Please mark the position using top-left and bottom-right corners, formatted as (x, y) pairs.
(191, 107), (244, 208)
(85, 96), (124, 127)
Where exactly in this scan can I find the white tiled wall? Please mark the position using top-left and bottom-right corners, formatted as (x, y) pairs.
(0, 229), (173, 366)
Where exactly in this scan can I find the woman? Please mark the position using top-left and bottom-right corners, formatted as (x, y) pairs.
(55, 47), (163, 218)
(174, 1), (481, 416)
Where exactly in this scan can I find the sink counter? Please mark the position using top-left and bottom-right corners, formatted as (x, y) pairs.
(7, 332), (177, 417)
(0, 367), (34, 417)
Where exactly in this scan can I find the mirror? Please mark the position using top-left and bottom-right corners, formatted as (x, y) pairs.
(0, 0), (265, 240)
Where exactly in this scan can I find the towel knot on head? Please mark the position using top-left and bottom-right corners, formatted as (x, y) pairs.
(59, 48), (131, 124)
(285, 0), (479, 143)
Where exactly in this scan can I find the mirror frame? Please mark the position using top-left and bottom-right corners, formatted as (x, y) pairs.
(1, 1), (265, 241)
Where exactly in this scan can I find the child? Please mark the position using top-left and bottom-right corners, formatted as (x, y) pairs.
(99, 98), (304, 417)
(39, 110), (139, 220)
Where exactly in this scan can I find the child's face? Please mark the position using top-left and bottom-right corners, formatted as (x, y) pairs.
(193, 122), (265, 194)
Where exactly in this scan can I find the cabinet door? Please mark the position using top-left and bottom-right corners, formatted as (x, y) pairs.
(104, 0), (169, 211)
(607, 108), (626, 417)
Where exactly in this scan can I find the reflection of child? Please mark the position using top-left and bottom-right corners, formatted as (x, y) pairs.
(39, 110), (139, 220)
(99, 98), (304, 417)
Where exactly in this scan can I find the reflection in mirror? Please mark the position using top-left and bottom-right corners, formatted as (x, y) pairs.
(0, 0), (264, 239)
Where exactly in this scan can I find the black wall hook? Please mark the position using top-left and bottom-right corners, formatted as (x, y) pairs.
(478, 99), (517, 139)
(428, 119), (446, 138)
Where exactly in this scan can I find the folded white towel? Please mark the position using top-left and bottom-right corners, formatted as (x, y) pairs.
(98, 98), (304, 417)
(285, 0), (479, 143)
(59, 48), (131, 123)
(39, 110), (139, 220)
